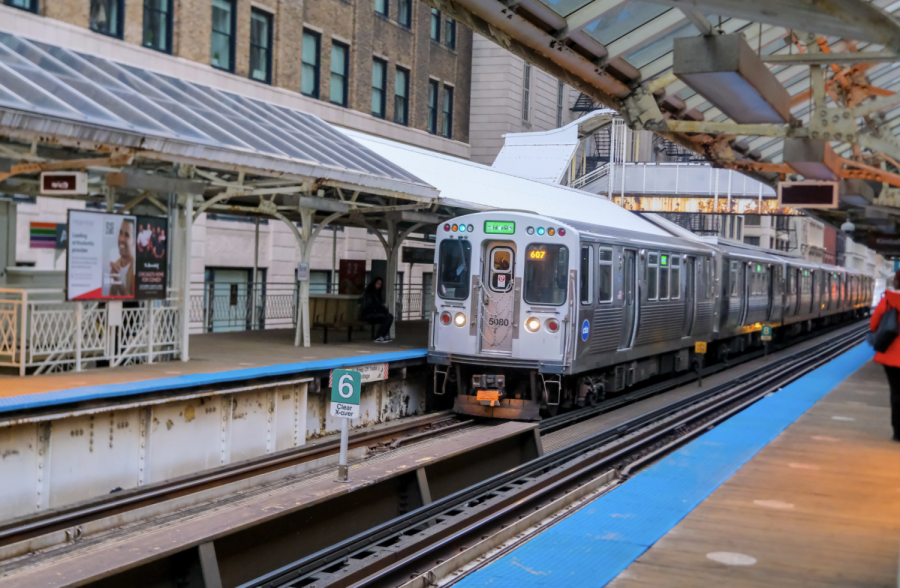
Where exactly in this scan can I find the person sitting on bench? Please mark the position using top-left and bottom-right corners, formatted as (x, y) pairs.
(359, 277), (394, 343)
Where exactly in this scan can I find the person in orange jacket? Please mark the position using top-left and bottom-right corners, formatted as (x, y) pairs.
(871, 270), (900, 441)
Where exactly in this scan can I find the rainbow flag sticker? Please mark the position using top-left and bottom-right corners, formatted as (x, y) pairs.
(30, 222), (61, 249)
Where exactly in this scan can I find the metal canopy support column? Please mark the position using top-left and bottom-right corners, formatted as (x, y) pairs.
(180, 195), (193, 362)
(350, 215), (424, 340)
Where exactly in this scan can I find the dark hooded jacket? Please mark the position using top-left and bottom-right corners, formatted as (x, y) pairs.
(359, 278), (389, 321)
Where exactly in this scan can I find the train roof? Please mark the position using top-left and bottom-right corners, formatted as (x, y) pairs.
(339, 129), (672, 238)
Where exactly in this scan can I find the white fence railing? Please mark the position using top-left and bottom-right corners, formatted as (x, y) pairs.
(575, 162), (778, 198)
(0, 288), (182, 376)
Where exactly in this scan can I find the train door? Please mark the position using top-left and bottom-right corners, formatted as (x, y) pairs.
(619, 249), (637, 349)
(766, 265), (775, 322)
(739, 262), (750, 326)
(479, 243), (516, 354)
(793, 268), (802, 316)
(683, 256), (696, 337)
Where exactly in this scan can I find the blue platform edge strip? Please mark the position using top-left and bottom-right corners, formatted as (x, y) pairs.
(0, 348), (429, 413)
(458, 343), (875, 588)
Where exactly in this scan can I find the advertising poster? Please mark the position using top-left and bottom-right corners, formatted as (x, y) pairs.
(135, 215), (168, 300)
(339, 259), (366, 295)
(67, 211), (168, 301)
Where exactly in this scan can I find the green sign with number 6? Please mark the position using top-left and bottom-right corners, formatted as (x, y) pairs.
(331, 369), (361, 418)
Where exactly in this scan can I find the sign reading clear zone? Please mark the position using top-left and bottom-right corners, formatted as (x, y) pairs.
(330, 369), (361, 419)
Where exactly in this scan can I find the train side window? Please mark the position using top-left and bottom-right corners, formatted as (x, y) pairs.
(647, 253), (658, 300)
(659, 253), (669, 300)
(671, 255), (680, 299)
(598, 247), (613, 302)
(705, 258), (713, 300)
(580, 246), (592, 305)
(437, 238), (472, 300)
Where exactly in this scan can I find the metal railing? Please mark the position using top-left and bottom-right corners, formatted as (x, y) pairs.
(0, 288), (182, 376)
(189, 281), (434, 333)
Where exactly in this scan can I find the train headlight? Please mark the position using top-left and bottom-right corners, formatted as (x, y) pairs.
(454, 313), (467, 327)
(525, 317), (541, 333)
(440, 311), (452, 325)
(546, 318), (560, 333)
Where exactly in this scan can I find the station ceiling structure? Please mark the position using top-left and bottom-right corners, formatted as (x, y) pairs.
(425, 0), (900, 244)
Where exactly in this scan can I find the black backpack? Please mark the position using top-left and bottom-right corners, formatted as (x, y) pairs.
(874, 299), (900, 353)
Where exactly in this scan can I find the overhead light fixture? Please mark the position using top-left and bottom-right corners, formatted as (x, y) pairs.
(840, 179), (875, 207)
(673, 34), (792, 124)
(782, 138), (841, 181)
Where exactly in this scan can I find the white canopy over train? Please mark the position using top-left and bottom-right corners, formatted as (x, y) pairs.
(429, 211), (872, 420)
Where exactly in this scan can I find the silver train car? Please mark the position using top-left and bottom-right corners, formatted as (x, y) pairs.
(428, 211), (873, 420)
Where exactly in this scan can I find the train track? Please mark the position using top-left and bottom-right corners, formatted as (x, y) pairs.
(0, 320), (865, 553)
(0, 411), (467, 548)
(241, 323), (867, 588)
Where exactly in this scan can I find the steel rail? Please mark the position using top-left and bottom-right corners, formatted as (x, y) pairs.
(242, 325), (866, 588)
(0, 412), (462, 546)
(538, 319), (865, 434)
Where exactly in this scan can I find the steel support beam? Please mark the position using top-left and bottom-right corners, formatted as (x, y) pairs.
(765, 51), (900, 65)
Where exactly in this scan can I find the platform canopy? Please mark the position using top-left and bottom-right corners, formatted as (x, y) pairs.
(424, 0), (900, 235)
(0, 30), (437, 210)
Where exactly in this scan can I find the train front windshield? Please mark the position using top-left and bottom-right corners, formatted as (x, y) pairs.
(524, 244), (568, 305)
(438, 239), (472, 300)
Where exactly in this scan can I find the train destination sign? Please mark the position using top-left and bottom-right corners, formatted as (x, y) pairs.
(484, 221), (515, 235)
(330, 369), (361, 418)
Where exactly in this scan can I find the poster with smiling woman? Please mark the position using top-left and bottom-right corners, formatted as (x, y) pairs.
(67, 210), (137, 300)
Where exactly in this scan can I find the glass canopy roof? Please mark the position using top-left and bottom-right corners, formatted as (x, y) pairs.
(529, 0), (900, 163)
(0, 31), (437, 199)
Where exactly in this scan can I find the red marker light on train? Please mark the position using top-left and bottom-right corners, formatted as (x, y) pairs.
(440, 312), (452, 325)
(558, 228), (566, 236)
(546, 319), (560, 333)
(444, 223), (450, 231)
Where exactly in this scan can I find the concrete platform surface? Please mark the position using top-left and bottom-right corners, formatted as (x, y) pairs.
(610, 357), (900, 588)
(0, 322), (428, 411)
(456, 344), (898, 588)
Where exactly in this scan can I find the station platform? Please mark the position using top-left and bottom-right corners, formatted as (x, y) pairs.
(0, 321), (428, 415)
(457, 343), (900, 587)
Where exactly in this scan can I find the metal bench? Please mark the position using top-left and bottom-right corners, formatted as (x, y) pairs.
(310, 294), (375, 344)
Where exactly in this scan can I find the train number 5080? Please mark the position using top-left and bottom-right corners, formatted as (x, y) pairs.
(488, 318), (510, 326)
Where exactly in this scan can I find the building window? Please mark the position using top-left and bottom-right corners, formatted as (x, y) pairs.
(374, 0), (388, 17)
(142, 0), (172, 53)
(441, 85), (453, 139)
(427, 79), (438, 134)
(211, 0), (236, 72)
(90, 0), (124, 38)
(4, 0), (38, 13)
(744, 236), (760, 247)
(394, 67), (409, 126)
(249, 9), (272, 84)
(444, 18), (456, 49)
(301, 30), (320, 98)
(556, 81), (564, 127)
(398, 0), (411, 27)
(330, 41), (349, 107)
(430, 9), (441, 42)
(372, 58), (387, 119)
(744, 214), (761, 226)
(522, 63), (532, 122)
